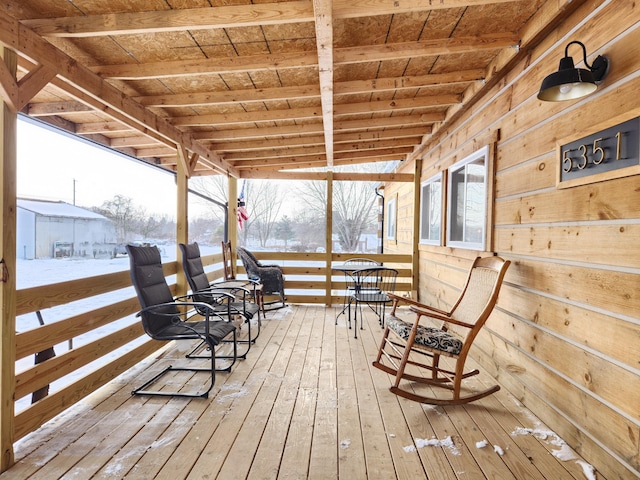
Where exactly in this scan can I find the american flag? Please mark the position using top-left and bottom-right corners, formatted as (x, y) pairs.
(237, 181), (249, 229)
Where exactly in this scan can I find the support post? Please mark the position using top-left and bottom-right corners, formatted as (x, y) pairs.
(0, 47), (17, 472)
(411, 158), (422, 299)
(175, 149), (189, 297)
(228, 176), (238, 246)
(325, 171), (333, 307)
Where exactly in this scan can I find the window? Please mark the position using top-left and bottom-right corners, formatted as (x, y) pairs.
(419, 173), (442, 245)
(447, 146), (489, 250)
(387, 196), (396, 241)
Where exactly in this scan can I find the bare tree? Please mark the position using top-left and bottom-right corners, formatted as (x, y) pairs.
(94, 194), (144, 242)
(188, 175), (228, 223)
(189, 176), (285, 247)
(296, 173), (379, 252)
(243, 180), (284, 247)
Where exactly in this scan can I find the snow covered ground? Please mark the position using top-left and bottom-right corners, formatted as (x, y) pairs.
(14, 243), (220, 412)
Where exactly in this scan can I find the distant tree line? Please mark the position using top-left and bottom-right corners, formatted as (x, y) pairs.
(93, 167), (382, 253)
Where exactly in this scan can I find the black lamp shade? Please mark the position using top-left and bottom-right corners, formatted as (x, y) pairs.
(537, 56), (597, 102)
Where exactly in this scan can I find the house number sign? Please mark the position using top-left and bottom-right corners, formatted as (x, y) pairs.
(559, 117), (640, 186)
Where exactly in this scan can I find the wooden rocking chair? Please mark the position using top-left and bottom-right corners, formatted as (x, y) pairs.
(372, 256), (510, 405)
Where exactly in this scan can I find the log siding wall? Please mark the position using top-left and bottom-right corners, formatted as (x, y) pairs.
(387, 2), (640, 479)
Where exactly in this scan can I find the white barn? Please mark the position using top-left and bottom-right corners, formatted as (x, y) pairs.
(17, 198), (116, 259)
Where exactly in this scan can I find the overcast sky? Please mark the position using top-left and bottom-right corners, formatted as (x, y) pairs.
(17, 116), (181, 217)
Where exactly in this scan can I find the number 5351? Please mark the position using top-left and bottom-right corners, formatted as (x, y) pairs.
(562, 132), (623, 172)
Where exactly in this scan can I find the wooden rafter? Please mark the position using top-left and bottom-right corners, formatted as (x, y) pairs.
(21, 0), (523, 38)
(90, 35), (518, 80)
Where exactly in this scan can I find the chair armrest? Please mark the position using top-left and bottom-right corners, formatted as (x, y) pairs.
(387, 292), (449, 316)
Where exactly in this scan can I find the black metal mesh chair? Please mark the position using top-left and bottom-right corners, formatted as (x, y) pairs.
(179, 242), (261, 356)
(349, 266), (398, 338)
(127, 244), (237, 398)
(336, 258), (381, 322)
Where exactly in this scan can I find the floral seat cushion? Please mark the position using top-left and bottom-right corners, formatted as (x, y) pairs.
(386, 315), (462, 356)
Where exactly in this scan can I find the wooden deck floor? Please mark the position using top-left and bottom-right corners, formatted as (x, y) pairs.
(3, 305), (594, 479)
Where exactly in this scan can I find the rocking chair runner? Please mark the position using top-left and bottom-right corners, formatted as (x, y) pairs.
(372, 256), (510, 405)
(127, 244), (237, 398)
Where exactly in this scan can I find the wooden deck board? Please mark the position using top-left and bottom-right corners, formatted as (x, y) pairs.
(2, 305), (600, 479)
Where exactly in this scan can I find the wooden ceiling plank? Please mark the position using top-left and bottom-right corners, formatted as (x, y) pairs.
(192, 114), (439, 141)
(210, 127), (426, 151)
(334, 34), (519, 64)
(237, 153), (407, 174)
(223, 137), (420, 160)
(26, 100), (92, 116)
(22, 1), (315, 38)
(91, 35), (516, 80)
(75, 121), (134, 134)
(109, 135), (163, 148)
(135, 84), (321, 108)
(334, 69), (485, 95)
(23, 0), (520, 38)
(229, 146), (412, 164)
(135, 70), (482, 108)
(333, 0), (522, 18)
(172, 95), (455, 127)
(192, 123), (325, 141)
(92, 51), (319, 80)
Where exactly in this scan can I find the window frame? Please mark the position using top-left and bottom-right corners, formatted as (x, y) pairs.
(446, 145), (490, 251)
(419, 173), (443, 245)
(386, 196), (397, 241)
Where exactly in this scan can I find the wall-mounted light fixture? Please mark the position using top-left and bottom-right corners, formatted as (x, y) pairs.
(538, 40), (609, 102)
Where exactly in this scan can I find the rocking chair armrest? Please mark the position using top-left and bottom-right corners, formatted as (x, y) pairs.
(440, 316), (475, 329)
(409, 305), (451, 323)
(387, 292), (449, 316)
(408, 305), (474, 329)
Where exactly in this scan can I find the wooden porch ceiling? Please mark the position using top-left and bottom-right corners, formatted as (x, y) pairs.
(0, 0), (579, 178)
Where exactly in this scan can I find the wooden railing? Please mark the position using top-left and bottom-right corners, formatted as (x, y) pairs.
(13, 251), (412, 442)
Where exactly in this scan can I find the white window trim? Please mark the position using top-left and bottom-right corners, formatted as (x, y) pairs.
(446, 145), (489, 251)
(419, 172), (442, 245)
(387, 196), (396, 241)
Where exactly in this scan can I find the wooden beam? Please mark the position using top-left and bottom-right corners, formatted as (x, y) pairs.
(238, 170), (414, 181)
(191, 115), (439, 141)
(23, 1), (315, 38)
(210, 127), (425, 151)
(22, 0), (522, 37)
(0, 46), (17, 472)
(0, 59), (17, 113)
(16, 64), (56, 111)
(25, 101), (91, 116)
(312, 0), (334, 168)
(172, 96), (458, 127)
(133, 70), (483, 108)
(91, 34), (518, 80)
(224, 138), (419, 161)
